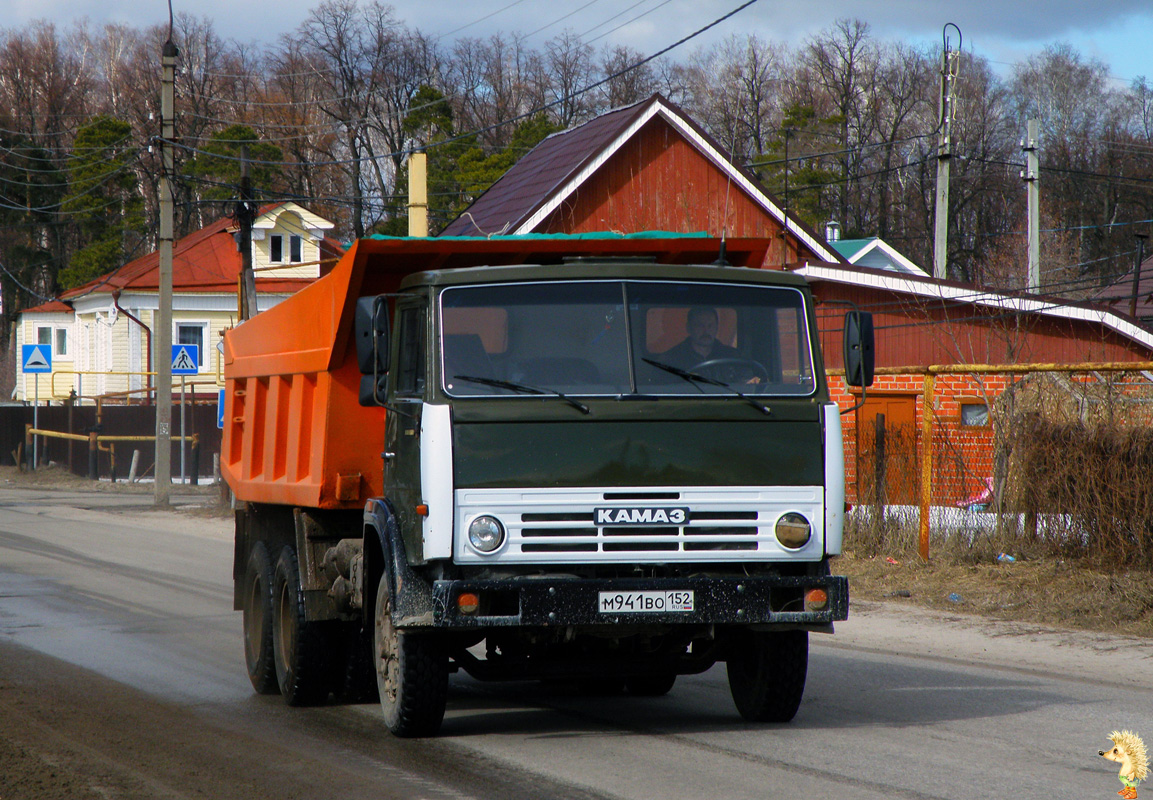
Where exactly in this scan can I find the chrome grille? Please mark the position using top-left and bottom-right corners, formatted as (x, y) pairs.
(454, 486), (825, 564)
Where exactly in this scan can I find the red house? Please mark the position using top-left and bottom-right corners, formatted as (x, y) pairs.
(443, 94), (1153, 507)
(442, 94), (842, 267)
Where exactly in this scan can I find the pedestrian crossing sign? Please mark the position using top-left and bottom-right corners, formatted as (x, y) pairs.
(21, 344), (52, 373)
(172, 344), (199, 375)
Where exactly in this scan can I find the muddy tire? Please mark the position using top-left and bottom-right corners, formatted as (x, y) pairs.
(374, 578), (447, 737)
(242, 541), (278, 695)
(626, 674), (677, 697)
(272, 547), (331, 706)
(726, 630), (808, 722)
(332, 622), (379, 704)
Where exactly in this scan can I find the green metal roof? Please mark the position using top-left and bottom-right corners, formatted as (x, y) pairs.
(827, 239), (872, 260)
(364, 230), (711, 243)
(400, 260), (812, 290)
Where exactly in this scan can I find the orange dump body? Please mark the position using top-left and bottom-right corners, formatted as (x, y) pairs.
(220, 235), (773, 510)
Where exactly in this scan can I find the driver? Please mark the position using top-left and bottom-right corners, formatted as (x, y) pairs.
(659, 306), (739, 371)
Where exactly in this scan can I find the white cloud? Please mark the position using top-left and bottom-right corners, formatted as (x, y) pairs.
(6, 0), (1151, 80)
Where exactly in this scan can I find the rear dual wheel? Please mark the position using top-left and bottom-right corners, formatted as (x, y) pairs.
(247, 542), (378, 705)
(271, 547), (331, 705)
(241, 542), (278, 695)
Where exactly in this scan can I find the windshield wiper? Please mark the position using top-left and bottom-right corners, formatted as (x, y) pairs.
(453, 374), (591, 415)
(641, 358), (771, 416)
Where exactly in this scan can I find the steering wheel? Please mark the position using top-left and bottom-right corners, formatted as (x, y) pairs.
(691, 357), (770, 391)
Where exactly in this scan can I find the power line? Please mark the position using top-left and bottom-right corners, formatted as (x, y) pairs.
(155, 0), (764, 171)
(524, 0), (603, 40)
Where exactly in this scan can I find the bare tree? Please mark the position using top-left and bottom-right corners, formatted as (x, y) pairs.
(798, 19), (879, 233)
(599, 45), (657, 109)
(1010, 45), (1143, 285)
(682, 35), (785, 160)
(543, 31), (596, 127)
(447, 32), (545, 151)
(298, 0), (405, 236)
(866, 41), (935, 240)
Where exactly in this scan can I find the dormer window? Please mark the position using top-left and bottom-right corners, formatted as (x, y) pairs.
(269, 233), (303, 264)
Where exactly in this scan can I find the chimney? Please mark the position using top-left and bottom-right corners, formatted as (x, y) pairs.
(825, 221), (841, 242)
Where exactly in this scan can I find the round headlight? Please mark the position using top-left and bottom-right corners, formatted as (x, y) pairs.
(775, 512), (812, 549)
(468, 515), (505, 553)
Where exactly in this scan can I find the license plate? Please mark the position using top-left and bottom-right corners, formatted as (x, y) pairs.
(598, 590), (695, 614)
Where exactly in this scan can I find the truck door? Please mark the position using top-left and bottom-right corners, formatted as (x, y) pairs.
(383, 300), (427, 556)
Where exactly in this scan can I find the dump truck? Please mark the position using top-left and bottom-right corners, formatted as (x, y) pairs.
(222, 234), (874, 737)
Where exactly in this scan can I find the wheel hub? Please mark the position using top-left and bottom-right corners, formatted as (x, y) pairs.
(375, 595), (399, 704)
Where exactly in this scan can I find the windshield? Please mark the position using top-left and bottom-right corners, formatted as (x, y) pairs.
(440, 280), (815, 398)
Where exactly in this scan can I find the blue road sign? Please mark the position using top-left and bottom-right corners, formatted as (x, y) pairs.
(21, 344), (52, 373)
(172, 344), (200, 375)
(217, 388), (226, 429)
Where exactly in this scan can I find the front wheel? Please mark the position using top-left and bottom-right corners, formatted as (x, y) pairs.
(726, 630), (808, 722)
(374, 578), (448, 737)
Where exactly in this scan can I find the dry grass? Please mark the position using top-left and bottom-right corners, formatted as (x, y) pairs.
(839, 547), (1153, 638)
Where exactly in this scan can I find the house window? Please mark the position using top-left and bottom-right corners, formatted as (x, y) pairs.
(270, 234), (283, 263)
(289, 234), (302, 263)
(37, 325), (68, 357)
(960, 402), (989, 427)
(177, 323), (208, 368)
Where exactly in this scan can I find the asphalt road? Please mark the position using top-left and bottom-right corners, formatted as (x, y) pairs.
(0, 484), (1150, 800)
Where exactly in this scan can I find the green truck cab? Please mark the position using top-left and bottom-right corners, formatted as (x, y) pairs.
(356, 258), (869, 735)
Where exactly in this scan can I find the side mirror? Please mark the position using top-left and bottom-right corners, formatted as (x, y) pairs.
(358, 374), (388, 407)
(843, 310), (874, 388)
(355, 296), (390, 375)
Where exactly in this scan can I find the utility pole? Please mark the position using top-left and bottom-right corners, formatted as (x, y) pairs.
(237, 146), (258, 320)
(933, 33), (959, 280)
(1130, 233), (1149, 320)
(782, 127), (793, 265)
(156, 37), (178, 506)
(1022, 119), (1040, 292)
(407, 150), (428, 238)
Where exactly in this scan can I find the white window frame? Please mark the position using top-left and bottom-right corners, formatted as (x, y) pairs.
(36, 324), (69, 357)
(175, 321), (209, 369)
(270, 233), (284, 263)
(289, 234), (303, 263)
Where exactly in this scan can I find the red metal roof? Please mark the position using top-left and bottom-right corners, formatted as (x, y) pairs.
(60, 206), (340, 299)
(22, 300), (73, 314)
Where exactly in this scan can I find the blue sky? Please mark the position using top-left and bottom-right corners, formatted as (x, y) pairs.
(11, 0), (1153, 86)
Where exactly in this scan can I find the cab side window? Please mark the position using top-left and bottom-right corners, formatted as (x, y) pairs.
(395, 305), (426, 397)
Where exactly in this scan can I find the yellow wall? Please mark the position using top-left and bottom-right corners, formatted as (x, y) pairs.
(18, 308), (241, 404)
(17, 312), (76, 402)
(253, 206), (330, 280)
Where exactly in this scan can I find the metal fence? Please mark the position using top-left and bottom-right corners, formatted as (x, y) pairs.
(837, 361), (1153, 559)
